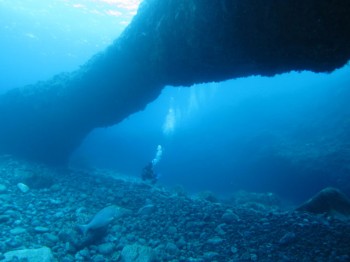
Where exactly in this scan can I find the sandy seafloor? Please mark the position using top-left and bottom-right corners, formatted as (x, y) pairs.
(0, 154), (349, 262)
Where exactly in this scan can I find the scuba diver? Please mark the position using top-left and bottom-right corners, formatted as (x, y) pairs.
(141, 145), (163, 184)
(141, 162), (158, 184)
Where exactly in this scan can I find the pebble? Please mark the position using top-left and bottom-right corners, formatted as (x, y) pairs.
(221, 210), (240, 223)
(137, 204), (155, 215)
(0, 215), (10, 223)
(31, 219), (42, 227)
(98, 242), (114, 255)
(93, 254), (106, 262)
(17, 183), (29, 193)
(34, 226), (49, 233)
(165, 242), (179, 256)
(44, 233), (59, 243)
(121, 244), (154, 262)
(168, 226), (177, 234)
(231, 246), (238, 254)
(215, 223), (226, 235)
(54, 211), (64, 218)
(176, 237), (186, 249)
(78, 248), (90, 258)
(6, 239), (22, 248)
(251, 253), (258, 261)
(49, 199), (61, 205)
(203, 251), (219, 260)
(279, 232), (296, 245)
(207, 236), (223, 245)
(4, 246), (54, 262)
(0, 184), (7, 193)
(10, 227), (27, 235)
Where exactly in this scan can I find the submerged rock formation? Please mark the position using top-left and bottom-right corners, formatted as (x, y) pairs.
(0, 0), (350, 164)
(297, 187), (350, 220)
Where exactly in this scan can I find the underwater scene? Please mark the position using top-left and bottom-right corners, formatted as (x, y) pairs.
(0, 0), (350, 261)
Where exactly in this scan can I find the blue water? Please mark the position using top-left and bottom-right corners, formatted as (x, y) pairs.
(2, 0), (350, 203)
(71, 67), (350, 202)
(0, 0), (137, 91)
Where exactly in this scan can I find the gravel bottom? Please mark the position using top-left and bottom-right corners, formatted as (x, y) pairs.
(0, 155), (349, 262)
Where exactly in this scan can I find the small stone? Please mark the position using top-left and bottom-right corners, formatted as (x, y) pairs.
(35, 226), (49, 233)
(98, 242), (114, 255)
(0, 215), (10, 223)
(167, 226), (177, 234)
(10, 227), (27, 235)
(49, 199), (61, 205)
(17, 183), (29, 193)
(0, 194), (10, 201)
(0, 184), (7, 193)
(138, 238), (147, 245)
(251, 253), (258, 261)
(4, 210), (17, 217)
(31, 219), (41, 227)
(231, 246), (238, 254)
(176, 237), (186, 249)
(44, 233), (59, 243)
(128, 235), (138, 243)
(54, 211), (64, 218)
(93, 254), (106, 262)
(207, 236), (223, 245)
(80, 193), (88, 199)
(6, 239), (22, 248)
(203, 251), (219, 260)
(50, 184), (60, 192)
(221, 210), (240, 223)
(121, 244), (155, 262)
(4, 246), (53, 261)
(215, 223), (226, 235)
(165, 242), (179, 256)
(240, 252), (252, 260)
(279, 232), (296, 245)
(78, 248), (90, 258)
(137, 204), (155, 216)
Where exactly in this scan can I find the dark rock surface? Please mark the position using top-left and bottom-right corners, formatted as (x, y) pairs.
(297, 187), (350, 218)
(1, 0), (350, 164)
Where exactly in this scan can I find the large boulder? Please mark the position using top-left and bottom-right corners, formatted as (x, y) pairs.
(296, 187), (350, 219)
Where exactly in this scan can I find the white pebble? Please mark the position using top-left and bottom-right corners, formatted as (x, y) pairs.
(0, 184), (7, 193)
(17, 183), (29, 193)
(34, 226), (49, 233)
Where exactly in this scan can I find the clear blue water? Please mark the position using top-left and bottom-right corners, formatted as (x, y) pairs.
(71, 67), (350, 202)
(0, 0), (139, 91)
(2, 0), (350, 203)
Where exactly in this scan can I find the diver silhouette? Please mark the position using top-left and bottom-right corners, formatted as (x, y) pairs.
(141, 162), (158, 184)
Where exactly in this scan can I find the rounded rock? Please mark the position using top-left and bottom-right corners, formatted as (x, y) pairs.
(0, 184), (7, 193)
(221, 210), (240, 223)
(207, 236), (223, 245)
(44, 233), (59, 243)
(165, 242), (179, 256)
(10, 227), (27, 235)
(17, 183), (29, 193)
(98, 243), (114, 255)
(34, 226), (49, 233)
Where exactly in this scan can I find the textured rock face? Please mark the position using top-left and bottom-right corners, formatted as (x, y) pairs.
(297, 187), (350, 217)
(0, 0), (350, 164)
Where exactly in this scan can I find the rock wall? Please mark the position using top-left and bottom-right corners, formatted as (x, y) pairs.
(0, 0), (350, 164)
